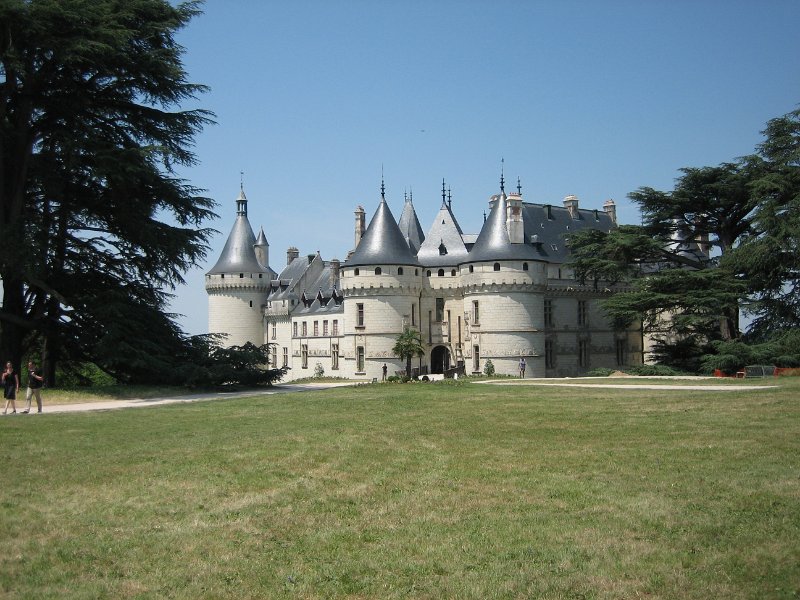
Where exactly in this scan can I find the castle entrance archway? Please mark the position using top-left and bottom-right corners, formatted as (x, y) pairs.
(430, 345), (451, 374)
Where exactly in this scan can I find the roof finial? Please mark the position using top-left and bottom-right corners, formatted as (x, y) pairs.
(381, 164), (385, 200)
(500, 158), (505, 193)
(517, 177), (522, 195)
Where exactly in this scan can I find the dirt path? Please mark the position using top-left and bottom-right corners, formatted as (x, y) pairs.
(20, 382), (356, 414)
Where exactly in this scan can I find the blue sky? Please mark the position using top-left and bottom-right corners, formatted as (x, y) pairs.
(170, 0), (800, 336)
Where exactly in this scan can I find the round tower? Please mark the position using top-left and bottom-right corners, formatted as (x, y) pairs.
(461, 189), (546, 377)
(340, 183), (422, 380)
(205, 186), (272, 346)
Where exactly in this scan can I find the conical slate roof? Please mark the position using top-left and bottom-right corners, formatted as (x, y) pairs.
(417, 200), (469, 267)
(465, 193), (540, 263)
(207, 188), (270, 275)
(397, 197), (425, 254)
(346, 198), (420, 267)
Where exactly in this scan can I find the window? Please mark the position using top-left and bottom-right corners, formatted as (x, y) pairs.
(271, 323), (277, 340)
(356, 303), (365, 327)
(616, 339), (626, 366)
(545, 339), (555, 369)
(323, 320), (329, 336)
(473, 345), (480, 372)
(493, 263), (500, 271)
(283, 347), (288, 368)
(578, 339), (589, 368)
(332, 319), (339, 336)
(313, 321), (319, 336)
(302, 321), (307, 337)
(332, 344), (339, 370)
(435, 297), (445, 322)
(578, 300), (587, 326)
(438, 269), (444, 277)
(293, 322), (298, 337)
(375, 267), (382, 275)
(357, 346), (365, 373)
(302, 344), (308, 369)
(544, 299), (553, 327)
(472, 300), (479, 324)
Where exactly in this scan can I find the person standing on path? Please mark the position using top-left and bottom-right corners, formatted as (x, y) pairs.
(2, 362), (19, 414)
(518, 357), (526, 378)
(23, 361), (44, 414)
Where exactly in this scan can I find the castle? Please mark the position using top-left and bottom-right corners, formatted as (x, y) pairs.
(205, 176), (643, 381)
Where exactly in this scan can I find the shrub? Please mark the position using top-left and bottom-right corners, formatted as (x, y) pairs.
(587, 367), (614, 377)
(625, 364), (685, 376)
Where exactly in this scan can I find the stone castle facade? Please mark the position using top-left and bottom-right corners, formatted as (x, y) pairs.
(205, 178), (643, 381)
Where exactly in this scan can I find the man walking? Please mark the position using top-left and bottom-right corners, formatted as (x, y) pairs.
(23, 361), (44, 414)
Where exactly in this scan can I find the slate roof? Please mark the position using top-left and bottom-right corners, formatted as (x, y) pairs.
(417, 200), (469, 267)
(207, 188), (273, 276)
(296, 262), (344, 316)
(346, 198), (420, 267)
(464, 193), (542, 263)
(521, 203), (615, 263)
(397, 197), (425, 254)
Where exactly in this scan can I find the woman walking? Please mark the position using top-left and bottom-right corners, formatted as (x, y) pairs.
(3, 361), (20, 415)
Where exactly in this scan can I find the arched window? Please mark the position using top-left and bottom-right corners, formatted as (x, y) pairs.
(523, 262), (529, 271)
(398, 267), (404, 275)
(438, 269), (444, 277)
(493, 263), (500, 271)
(375, 267), (382, 275)
(354, 268), (360, 276)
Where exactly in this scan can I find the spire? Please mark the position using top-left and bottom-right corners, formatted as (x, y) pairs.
(236, 172), (247, 216)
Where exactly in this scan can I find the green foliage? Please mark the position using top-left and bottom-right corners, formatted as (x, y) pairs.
(0, 0), (214, 384)
(624, 364), (687, 376)
(392, 327), (424, 379)
(483, 359), (495, 376)
(587, 367), (614, 377)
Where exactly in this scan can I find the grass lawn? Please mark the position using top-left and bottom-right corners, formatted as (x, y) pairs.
(1, 379), (798, 599)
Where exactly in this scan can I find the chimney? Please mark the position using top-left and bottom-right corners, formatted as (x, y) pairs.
(603, 199), (617, 225)
(330, 258), (341, 286)
(286, 246), (299, 265)
(563, 195), (579, 219)
(354, 205), (366, 248)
